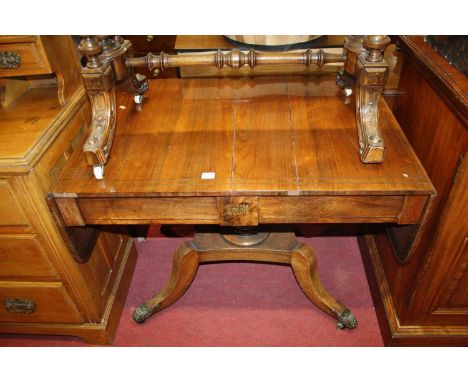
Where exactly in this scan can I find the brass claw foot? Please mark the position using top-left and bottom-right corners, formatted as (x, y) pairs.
(336, 309), (358, 330)
(133, 304), (154, 324)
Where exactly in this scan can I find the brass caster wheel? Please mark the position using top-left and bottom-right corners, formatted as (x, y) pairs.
(133, 304), (153, 324)
(336, 309), (358, 330)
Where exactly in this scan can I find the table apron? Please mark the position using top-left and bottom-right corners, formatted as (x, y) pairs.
(54, 195), (429, 227)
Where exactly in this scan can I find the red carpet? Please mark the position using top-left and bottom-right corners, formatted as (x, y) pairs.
(0, 232), (383, 346)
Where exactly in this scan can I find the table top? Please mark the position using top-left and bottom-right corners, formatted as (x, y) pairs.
(52, 76), (434, 198)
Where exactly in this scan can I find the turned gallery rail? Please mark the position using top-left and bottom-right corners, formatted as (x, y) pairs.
(125, 48), (346, 72)
(77, 35), (391, 180)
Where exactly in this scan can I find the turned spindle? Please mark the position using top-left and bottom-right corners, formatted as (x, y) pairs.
(126, 48), (345, 72)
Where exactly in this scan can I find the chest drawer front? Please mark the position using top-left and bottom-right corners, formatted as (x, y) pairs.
(0, 234), (58, 279)
(0, 42), (51, 77)
(0, 179), (30, 227)
(0, 281), (82, 324)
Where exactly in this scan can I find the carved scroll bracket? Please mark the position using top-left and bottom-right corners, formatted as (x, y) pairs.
(78, 36), (148, 179)
(81, 64), (116, 171)
(78, 37), (116, 178)
(355, 36), (390, 163)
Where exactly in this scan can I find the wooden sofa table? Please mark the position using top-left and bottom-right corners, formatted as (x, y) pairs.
(48, 75), (434, 331)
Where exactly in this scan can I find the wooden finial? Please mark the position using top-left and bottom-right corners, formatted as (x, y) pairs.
(363, 35), (391, 62)
(78, 36), (103, 68)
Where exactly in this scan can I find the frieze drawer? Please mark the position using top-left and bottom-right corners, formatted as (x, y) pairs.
(55, 194), (427, 226)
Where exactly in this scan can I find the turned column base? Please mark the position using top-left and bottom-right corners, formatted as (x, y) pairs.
(133, 231), (357, 330)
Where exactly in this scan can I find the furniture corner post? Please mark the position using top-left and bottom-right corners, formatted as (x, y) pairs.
(78, 36), (116, 179)
(355, 35), (391, 164)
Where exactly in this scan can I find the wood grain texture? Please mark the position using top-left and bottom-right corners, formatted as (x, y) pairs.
(0, 178), (30, 227)
(232, 77), (298, 193)
(39, 36), (83, 106)
(379, 43), (468, 311)
(140, 241), (199, 315)
(0, 239), (138, 345)
(0, 36), (82, 106)
(55, 198), (86, 226)
(0, 86), (86, 175)
(408, 153), (468, 325)
(0, 36), (37, 44)
(127, 48), (345, 73)
(0, 40), (51, 77)
(360, 234), (468, 346)
(0, 234), (59, 279)
(175, 36), (403, 82)
(396, 36), (467, 126)
(0, 281), (82, 324)
(52, 76), (433, 197)
(0, 78), (30, 110)
(122, 35), (177, 79)
(45, 72), (438, 340)
(134, 232), (354, 327)
(364, 36), (468, 345)
(66, 194), (424, 225)
(0, 58), (137, 343)
(291, 243), (346, 318)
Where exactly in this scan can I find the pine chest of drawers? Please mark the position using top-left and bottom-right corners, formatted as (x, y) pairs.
(0, 36), (137, 344)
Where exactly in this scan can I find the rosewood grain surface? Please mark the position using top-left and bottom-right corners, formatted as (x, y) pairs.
(52, 76), (433, 199)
